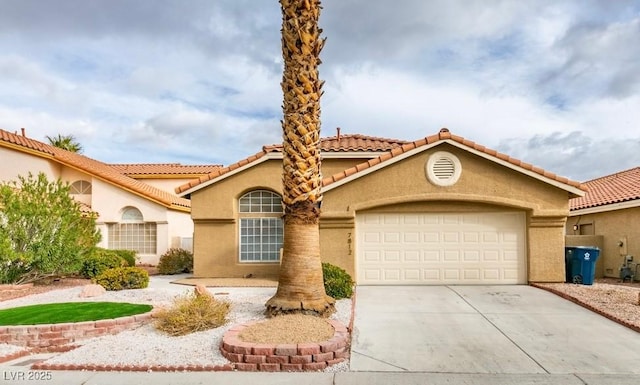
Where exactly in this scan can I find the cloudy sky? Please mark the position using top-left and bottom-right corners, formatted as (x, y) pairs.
(1, 0), (639, 182)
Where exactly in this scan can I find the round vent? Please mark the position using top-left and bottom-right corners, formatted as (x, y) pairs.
(426, 151), (461, 186)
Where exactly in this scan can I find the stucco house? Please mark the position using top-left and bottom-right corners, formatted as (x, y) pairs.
(567, 167), (640, 279)
(0, 128), (217, 264)
(177, 128), (585, 285)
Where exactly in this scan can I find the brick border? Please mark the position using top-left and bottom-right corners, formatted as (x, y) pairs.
(531, 283), (640, 334)
(0, 312), (154, 350)
(220, 319), (350, 372)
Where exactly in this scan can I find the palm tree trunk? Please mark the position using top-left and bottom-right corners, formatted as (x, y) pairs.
(265, 0), (335, 317)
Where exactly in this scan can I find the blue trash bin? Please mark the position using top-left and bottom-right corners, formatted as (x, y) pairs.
(565, 246), (600, 285)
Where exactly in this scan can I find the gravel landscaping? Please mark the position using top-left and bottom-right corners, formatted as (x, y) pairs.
(0, 279), (352, 372)
(2, 276), (639, 372)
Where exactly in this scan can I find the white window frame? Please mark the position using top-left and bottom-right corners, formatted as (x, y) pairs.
(107, 207), (157, 254)
(238, 190), (283, 263)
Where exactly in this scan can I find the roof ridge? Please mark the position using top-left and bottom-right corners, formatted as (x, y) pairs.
(322, 128), (585, 192)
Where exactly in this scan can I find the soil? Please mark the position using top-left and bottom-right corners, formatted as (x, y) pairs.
(239, 314), (335, 343)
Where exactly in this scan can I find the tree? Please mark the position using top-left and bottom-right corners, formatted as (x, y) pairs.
(46, 134), (83, 153)
(265, 0), (335, 317)
(0, 172), (101, 284)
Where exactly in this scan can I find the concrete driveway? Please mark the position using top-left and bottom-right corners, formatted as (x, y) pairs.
(350, 285), (640, 375)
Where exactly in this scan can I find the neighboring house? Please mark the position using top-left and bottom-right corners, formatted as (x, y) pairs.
(0, 128), (199, 265)
(110, 163), (220, 194)
(177, 128), (585, 285)
(567, 167), (640, 278)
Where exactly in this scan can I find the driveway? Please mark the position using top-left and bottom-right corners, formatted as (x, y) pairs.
(350, 285), (640, 374)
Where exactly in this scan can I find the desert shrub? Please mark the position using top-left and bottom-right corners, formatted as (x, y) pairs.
(154, 291), (230, 336)
(157, 248), (193, 275)
(322, 262), (354, 300)
(93, 267), (149, 291)
(111, 249), (137, 267)
(81, 249), (125, 278)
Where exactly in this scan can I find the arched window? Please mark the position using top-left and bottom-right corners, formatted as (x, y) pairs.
(239, 190), (283, 263)
(107, 206), (156, 254)
(70, 180), (92, 194)
(121, 207), (143, 222)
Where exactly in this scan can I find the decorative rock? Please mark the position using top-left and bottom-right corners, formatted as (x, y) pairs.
(194, 284), (213, 298)
(79, 284), (106, 298)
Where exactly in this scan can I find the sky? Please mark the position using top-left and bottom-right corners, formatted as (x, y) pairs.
(1, 0), (639, 182)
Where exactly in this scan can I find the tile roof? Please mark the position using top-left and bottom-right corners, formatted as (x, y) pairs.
(0, 128), (190, 212)
(263, 133), (408, 153)
(110, 163), (221, 177)
(176, 133), (405, 194)
(322, 128), (586, 193)
(570, 167), (640, 211)
(176, 128), (585, 196)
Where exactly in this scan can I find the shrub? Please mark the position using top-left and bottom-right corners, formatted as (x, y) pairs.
(112, 249), (137, 267)
(157, 248), (193, 275)
(0, 172), (101, 284)
(93, 267), (149, 291)
(81, 249), (125, 279)
(154, 291), (230, 336)
(322, 262), (354, 299)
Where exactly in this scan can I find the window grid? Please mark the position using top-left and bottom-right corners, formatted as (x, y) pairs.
(239, 190), (283, 213)
(240, 218), (283, 262)
(107, 223), (157, 254)
(70, 180), (92, 194)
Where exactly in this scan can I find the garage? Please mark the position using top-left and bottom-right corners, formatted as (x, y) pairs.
(356, 212), (527, 285)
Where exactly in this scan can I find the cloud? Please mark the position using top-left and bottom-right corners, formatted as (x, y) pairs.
(497, 131), (640, 181)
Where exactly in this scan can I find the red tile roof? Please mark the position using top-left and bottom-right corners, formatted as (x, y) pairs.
(110, 163), (221, 177)
(263, 133), (408, 153)
(176, 133), (405, 194)
(322, 128), (586, 192)
(0, 129), (190, 211)
(570, 167), (640, 211)
(176, 128), (585, 196)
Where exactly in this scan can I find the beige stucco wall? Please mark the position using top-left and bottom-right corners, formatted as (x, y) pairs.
(191, 143), (574, 283)
(321, 144), (571, 283)
(567, 207), (640, 278)
(0, 147), (60, 183)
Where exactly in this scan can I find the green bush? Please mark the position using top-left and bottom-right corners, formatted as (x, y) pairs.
(154, 291), (230, 336)
(0, 172), (101, 284)
(157, 248), (193, 275)
(111, 249), (137, 267)
(322, 262), (354, 299)
(81, 249), (125, 279)
(93, 267), (149, 291)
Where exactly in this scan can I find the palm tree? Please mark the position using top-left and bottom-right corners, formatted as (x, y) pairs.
(265, 0), (335, 317)
(46, 134), (83, 153)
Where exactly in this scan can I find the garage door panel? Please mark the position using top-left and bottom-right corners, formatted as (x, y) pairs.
(357, 212), (526, 285)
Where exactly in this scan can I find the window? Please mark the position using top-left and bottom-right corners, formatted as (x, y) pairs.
(107, 207), (157, 254)
(239, 190), (283, 262)
(70, 180), (92, 194)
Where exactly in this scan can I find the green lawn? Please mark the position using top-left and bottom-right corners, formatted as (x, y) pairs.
(0, 302), (153, 325)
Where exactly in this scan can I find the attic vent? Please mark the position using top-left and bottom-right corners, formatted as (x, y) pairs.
(433, 157), (455, 180)
(426, 151), (461, 186)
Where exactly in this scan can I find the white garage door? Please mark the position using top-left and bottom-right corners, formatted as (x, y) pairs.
(356, 212), (526, 285)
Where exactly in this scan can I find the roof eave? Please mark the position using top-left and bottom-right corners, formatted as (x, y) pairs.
(570, 199), (640, 216)
(324, 139), (586, 196)
(177, 152), (283, 197)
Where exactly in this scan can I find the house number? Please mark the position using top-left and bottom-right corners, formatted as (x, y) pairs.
(347, 232), (352, 255)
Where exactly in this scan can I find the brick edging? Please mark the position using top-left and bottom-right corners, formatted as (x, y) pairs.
(531, 283), (640, 334)
(0, 312), (154, 350)
(220, 319), (350, 372)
